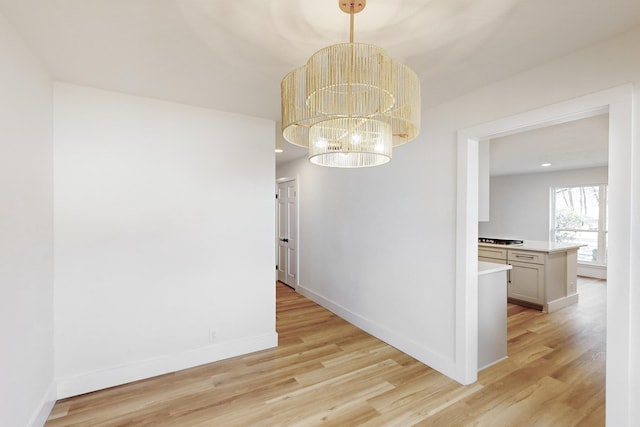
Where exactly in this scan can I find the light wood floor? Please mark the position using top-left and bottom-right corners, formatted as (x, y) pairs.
(46, 278), (606, 426)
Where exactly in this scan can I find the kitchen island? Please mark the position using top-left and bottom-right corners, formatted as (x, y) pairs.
(478, 261), (511, 370)
(478, 240), (585, 312)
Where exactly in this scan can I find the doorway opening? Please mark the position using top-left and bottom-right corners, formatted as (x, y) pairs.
(455, 85), (633, 424)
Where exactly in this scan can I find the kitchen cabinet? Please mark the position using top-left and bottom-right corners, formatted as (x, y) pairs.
(478, 241), (584, 312)
(478, 261), (511, 370)
(509, 258), (545, 306)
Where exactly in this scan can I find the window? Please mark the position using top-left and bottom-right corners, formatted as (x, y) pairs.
(551, 185), (607, 265)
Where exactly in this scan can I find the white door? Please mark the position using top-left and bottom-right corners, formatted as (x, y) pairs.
(277, 180), (297, 287)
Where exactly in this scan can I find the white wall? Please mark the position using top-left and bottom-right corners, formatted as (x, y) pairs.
(278, 125), (460, 375)
(0, 12), (55, 427)
(278, 25), (640, 425)
(53, 84), (277, 398)
(479, 167), (608, 240)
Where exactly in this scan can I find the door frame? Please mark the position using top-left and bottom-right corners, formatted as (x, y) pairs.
(455, 85), (633, 425)
(276, 176), (299, 288)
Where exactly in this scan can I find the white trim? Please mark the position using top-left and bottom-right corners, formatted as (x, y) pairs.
(27, 381), (56, 427)
(545, 293), (580, 313)
(455, 137), (479, 384)
(276, 176), (296, 184)
(578, 264), (607, 279)
(292, 177), (300, 289)
(56, 332), (278, 399)
(478, 355), (508, 371)
(296, 283), (456, 378)
(456, 85), (634, 427)
(605, 85), (634, 427)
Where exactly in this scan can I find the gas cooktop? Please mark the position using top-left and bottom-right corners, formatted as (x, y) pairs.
(478, 237), (524, 245)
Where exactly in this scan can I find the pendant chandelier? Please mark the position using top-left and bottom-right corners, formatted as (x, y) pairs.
(281, 0), (421, 168)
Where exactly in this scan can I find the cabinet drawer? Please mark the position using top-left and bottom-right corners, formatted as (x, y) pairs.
(479, 256), (507, 264)
(478, 247), (507, 261)
(508, 250), (545, 265)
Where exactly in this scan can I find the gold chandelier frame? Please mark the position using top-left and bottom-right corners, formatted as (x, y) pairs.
(281, 0), (420, 168)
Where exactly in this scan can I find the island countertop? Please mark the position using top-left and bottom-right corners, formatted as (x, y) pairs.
(478, 240), (586, 254)
(478, 261), (512, 276)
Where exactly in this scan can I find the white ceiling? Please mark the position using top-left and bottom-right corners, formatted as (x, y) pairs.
(1, 0), (638, 166)
(488, 114), (609, 176)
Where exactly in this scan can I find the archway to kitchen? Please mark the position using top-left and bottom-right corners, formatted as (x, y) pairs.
(454, 85), (633, 423)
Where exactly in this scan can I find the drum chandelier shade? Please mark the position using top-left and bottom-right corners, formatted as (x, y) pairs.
(281, 0), (421, 168)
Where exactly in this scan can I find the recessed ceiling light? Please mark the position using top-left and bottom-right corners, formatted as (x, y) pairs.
(541, 163), (551, 167)
(275, 148), (284, 153)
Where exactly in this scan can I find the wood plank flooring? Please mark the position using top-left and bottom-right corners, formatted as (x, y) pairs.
(46, 278), (606, 426)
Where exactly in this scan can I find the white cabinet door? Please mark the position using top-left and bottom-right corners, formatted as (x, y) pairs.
(508, 261), (545, 305)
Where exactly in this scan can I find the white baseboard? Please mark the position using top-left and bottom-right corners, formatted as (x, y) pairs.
(28, 381), (57, 427)
(296, 284), (456, 380)
(577, 264), (607, 279)
(478, 356), (508, 372)
(545, 293), (580, 313)
(56, 332), (278, 399)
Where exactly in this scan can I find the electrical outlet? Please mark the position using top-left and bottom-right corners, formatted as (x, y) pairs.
(208, 330), (217, 344)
